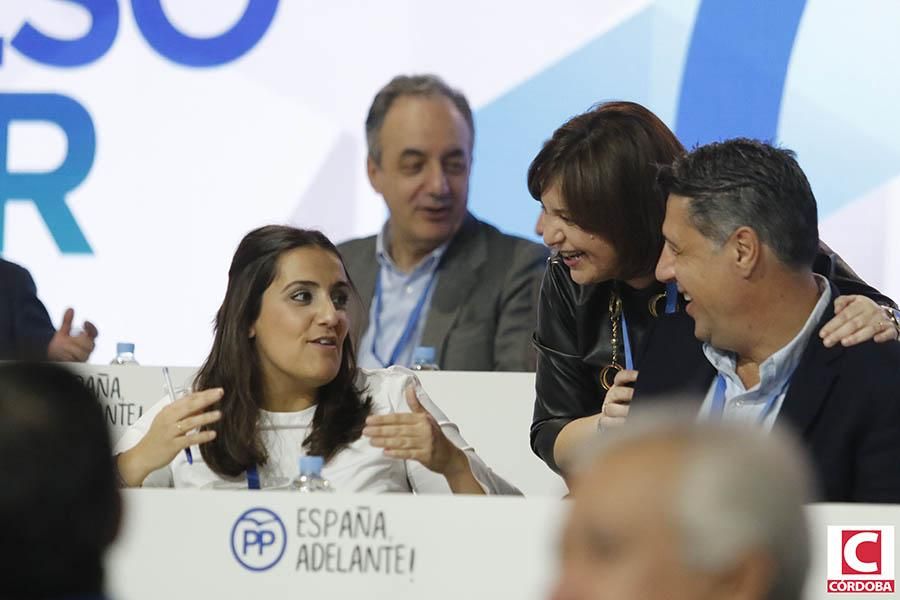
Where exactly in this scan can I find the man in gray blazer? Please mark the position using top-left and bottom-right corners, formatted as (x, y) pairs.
(339, 75), (547, 371)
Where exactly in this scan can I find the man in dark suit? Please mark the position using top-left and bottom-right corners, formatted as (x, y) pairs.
(0, 258), (98, 361)
(338, 75), (547, 371)
(619, 138), (900, 503)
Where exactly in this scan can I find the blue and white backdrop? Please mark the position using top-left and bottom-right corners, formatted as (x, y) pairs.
(2, 0), (897, 365)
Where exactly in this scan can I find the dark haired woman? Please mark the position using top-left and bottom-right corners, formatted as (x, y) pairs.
(115, 226), (517, 494)
(529, 101), (898, 475)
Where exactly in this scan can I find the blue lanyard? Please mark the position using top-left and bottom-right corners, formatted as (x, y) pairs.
(620, 282), (678, 370)
(371, 267), (438, 368)
(246, 464), (260, 489)
(708, 372), (793, 424)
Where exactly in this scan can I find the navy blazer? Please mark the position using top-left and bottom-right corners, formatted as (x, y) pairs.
(0, 259), (55, 360)
(632, 284), (900, 503)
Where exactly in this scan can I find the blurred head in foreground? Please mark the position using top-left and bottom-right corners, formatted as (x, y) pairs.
(550, 414), (814, 600)
(0, 362), (120, 597)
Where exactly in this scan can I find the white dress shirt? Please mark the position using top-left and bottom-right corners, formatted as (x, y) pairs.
(357, 225), (448, 369)
(698, 275), (831, 430)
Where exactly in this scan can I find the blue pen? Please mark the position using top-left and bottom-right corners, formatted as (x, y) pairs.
(162, 366), (193, 465)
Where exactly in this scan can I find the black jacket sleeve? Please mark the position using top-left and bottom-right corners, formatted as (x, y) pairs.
(530, 262), (607, 473)
(0, 260), (55, 360)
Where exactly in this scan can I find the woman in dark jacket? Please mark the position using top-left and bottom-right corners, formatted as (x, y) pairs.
(529, 101), (898, 475)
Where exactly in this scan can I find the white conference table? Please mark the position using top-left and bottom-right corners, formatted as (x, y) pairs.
(105, 489), (900, 600)
(67, 366), (900, 600)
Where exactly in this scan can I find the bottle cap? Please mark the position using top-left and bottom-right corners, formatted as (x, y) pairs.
(116, 342), (135, 354)
(299, 456), (324, 476)
(412, 346), (436, 365)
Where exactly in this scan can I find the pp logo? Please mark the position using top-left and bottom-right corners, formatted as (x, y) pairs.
(827, 526), (895, 594)
(230, 507), (287, 572)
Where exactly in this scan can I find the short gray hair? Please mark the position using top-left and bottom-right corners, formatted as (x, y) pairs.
(657, 138), (819, 270)
(365, 74), (475, 165)
(579, 414), (814, 600)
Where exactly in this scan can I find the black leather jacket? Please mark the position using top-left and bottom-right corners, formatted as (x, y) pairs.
(531, 244), (896, 473)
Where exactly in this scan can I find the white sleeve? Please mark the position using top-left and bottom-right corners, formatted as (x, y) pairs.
(389, 371), (522, 496)
(113, 396), (174, 488)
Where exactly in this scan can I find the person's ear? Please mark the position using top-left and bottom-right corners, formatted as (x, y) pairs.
(731, 226), (761, 278)
(367, 155), (382, 194)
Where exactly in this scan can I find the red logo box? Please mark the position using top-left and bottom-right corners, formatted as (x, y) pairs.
(841, 530), (882, 575)
(827, 526), (895, 594)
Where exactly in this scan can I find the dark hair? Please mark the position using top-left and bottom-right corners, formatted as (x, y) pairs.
(527, 101), (685, 280)
(657, 138), (819, 270)
(197, 225), (372, 475)
(365, 74), (474, 165)
(0, 362), (119, 597)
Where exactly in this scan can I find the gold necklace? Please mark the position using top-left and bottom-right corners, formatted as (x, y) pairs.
(599, 285), (673, 390)
(599, 290), (624, 391)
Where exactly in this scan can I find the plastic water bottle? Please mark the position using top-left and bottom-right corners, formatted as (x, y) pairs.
(110, 342), (139, 365)
(291, 456), (333, 492)
(411, 346), (440, 371)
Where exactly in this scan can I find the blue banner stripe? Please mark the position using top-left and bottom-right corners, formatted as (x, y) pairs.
(675, 0), (807, 146)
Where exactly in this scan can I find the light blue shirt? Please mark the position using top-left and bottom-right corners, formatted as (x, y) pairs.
(357, 225), (448, 369)
(698, 275), (831, 430)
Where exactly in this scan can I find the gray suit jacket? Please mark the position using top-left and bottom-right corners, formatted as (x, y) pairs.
(338, 213), (548, 371)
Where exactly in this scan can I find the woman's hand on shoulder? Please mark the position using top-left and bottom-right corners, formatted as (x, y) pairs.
(821, 295), (899, 347)
(118, 388), (223, 487)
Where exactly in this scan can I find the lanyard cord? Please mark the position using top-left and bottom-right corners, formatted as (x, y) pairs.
(708, 370), (795, 424)
(371, 268), (439, 368)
